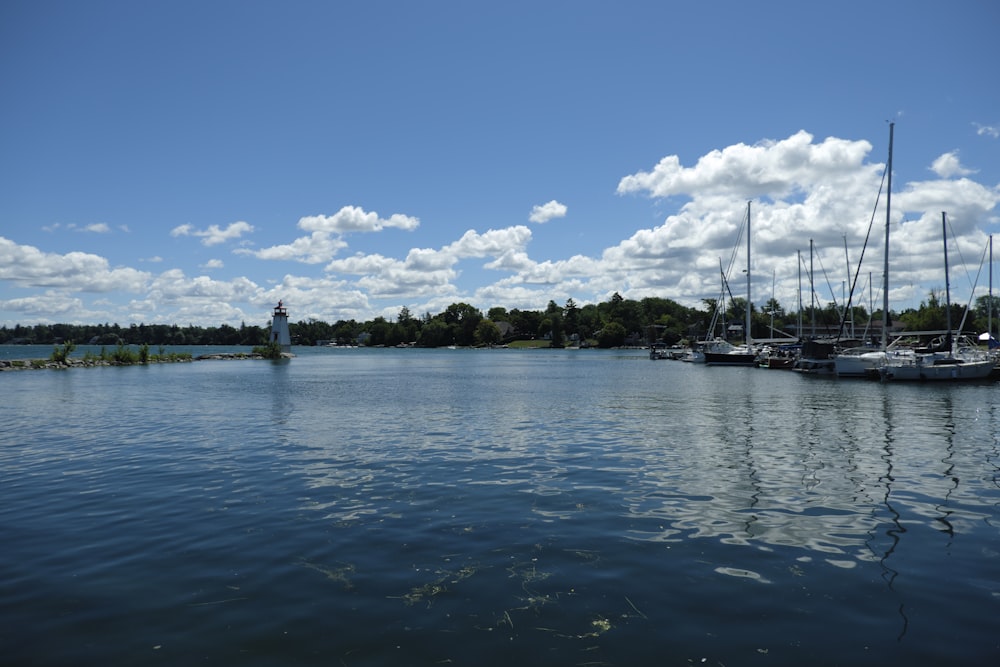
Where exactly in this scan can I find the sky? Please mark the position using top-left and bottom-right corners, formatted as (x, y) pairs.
(2, 0), (999, 329)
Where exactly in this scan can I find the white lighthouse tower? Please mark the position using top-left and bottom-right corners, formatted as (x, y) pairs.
(269, 300), (291, 354)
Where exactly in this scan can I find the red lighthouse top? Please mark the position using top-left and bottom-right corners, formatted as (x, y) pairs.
(273, 300), (287, 317)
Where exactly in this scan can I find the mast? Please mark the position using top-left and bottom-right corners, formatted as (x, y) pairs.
(881, 122), (894, 351)
(746, 200), (752, 347)
(797, 250), (803, 338)
(990, 235), (994, 347)
(809, 239), (815, 337)
(844, 235), (853, 338)
(770, 268), (776, 335)
(719, 257), (726, 339)
(942, 212), (953, 350)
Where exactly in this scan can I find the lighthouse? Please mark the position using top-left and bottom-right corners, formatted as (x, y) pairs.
(270, 300), (291, 354)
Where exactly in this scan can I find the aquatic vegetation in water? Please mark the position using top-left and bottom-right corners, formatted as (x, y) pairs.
(299, 559), (356, 590)
(394, 562), (482, 607)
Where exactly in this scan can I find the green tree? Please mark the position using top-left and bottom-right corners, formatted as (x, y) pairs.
(563, 298), (580, 340)
(416, 318), (453, 347)
(487, 306), (508, 322)
(443, 302), (483, 346)
(597, 321), (626, 348)
(474, 319), (501, 346)
(548, 314), (565, 348)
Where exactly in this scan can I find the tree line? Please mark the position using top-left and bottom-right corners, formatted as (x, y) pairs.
(2, 292), (998, 349)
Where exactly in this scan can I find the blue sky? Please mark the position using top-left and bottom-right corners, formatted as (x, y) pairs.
(2, 0), (999, 328)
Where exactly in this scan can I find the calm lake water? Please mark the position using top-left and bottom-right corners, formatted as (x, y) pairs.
(2, 346), (999, 666)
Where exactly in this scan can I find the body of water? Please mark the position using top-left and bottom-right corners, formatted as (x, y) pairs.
(2, 346), (999, 665)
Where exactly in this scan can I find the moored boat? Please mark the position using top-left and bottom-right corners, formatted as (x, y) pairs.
(879, 212), (995, 382)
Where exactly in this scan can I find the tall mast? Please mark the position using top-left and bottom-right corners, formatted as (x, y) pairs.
(942, 212), (952, 349)
(882, 122), (894, 351)
(844, 235), (852, 338)
(809, 239), (815, 337)
(989, 235), (994, 346)
(770, 268), (776, 335)
(719, 257), (726, 338)
(746, 200), (752, 346)
(797, 250), (803, 338)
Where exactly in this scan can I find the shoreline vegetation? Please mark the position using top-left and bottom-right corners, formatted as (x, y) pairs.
(0, 341), (289, 372)
(4, 291), (999, 352)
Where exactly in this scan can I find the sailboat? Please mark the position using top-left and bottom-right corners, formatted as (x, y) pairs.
(834, 122), (899, 378)
(704, 201), (758, 366)
(878, 212), (994, 381)
(792, 240), (837, 374)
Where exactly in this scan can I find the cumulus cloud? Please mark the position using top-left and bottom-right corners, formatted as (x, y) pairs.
(320, 226), (533, 302)
(929, 151), (974, 178)
(0, 291), (85, 318)
(245, 205), (419, 264)
(298, 206), (420, 233)
(617, 131), (871, 200)
(239, 232), (348, 264)
(529, 200), (567, 223)
(445, 226), (532, 258)
(0, 237), (151, 292)
(171, 221), (254, 246)
(202, 259), (224, 269)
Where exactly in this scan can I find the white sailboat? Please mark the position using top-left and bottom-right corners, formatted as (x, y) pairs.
(834, 122), (897, 378)
(704, 201), (757, 366)
(878, 212), (994, 381)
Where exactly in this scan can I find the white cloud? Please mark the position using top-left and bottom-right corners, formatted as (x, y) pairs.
(0, 237), (151, 292)
(529, 200), (568, 223)
(297, 206), (420, 233)
(79, 223), (111, 233)
(246, 206), (419, 265)
(171, 221), (254, 246)
(445, 226), (532, 258)
(617, 131), (871, 200)
(202, 259), (224, 269)
(974, 123), (1000, 139)
(929, 151), (974, 178)
(0, 291), (85, 318)
(239, 231), (348, 264)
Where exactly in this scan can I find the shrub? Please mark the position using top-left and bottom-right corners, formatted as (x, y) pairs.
(252, 341), (284, 359)
(112, 344), (138, 364)
(50, 341), (77, 365)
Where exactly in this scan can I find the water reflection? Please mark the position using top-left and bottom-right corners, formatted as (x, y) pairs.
(871, 388), (908, 639)
(934, 394), (957, 541)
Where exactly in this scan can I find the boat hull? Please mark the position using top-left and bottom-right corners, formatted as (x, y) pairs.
(703, 352), (757, 366)
(880, 358), (995, 381)
(792, 359), (836, 375)
(833, 351), (885, 378)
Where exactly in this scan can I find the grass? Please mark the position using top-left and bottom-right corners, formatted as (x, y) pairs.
(508, 339), (555, 349)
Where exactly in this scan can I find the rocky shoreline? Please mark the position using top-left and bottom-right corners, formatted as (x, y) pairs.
(0, 352), (275, 372)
